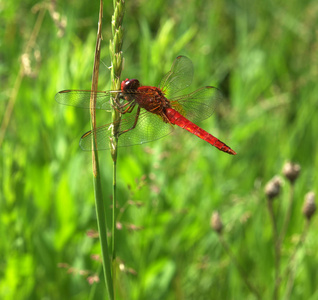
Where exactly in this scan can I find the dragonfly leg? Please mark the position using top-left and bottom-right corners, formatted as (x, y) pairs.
(113, 101), (136, 115)
(112, 94), (125, 108)
(123, 102), (136, 114)
(118, 106), (141, 136)
(111, 100), (129, 112)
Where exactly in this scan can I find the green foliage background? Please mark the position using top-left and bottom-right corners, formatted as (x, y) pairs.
(1, 0), (317, 299)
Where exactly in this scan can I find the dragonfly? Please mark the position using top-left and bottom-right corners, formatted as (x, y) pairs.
(55, 56), (236, 155)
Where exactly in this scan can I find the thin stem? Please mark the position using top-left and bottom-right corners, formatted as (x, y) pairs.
(283, 219), (310, 300)
(279, 183), (295, 245)
(93, 162), (114, 300)
(266, 199), (280, 300)
(90, 1), (114, 299)
(219, 235), (262, 300)
(272, 182), (295, 300)
(109, 0), (125, 295)
(0, 6), (46, 147)
(112, 158), (117, 293)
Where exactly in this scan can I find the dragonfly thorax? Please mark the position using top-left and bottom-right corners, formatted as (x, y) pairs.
(135, 86), (171, 118)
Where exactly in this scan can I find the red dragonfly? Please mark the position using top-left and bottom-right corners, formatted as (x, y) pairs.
(55, 56), (236, 155)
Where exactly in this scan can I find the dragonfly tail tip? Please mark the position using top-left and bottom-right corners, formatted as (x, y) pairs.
(228, 149), (237, 155)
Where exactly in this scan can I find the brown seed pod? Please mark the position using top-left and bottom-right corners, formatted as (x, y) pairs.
(211, 211), (223, 234)
(302, 191), (316, 220)
(282, 162), (301, 184)
(265, 176), (282, 200)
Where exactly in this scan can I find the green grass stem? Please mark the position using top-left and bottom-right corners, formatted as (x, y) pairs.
(109, 0), (125, 295)
(90, 1), (114, 299)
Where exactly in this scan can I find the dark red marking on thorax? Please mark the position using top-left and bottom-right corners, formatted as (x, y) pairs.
(121, 78), (171, 117)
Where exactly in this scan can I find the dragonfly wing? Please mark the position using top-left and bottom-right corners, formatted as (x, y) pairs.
(119, 110), (173, 147)
(79, 106), (173, 151)
(80, 124), (113, 151)
(55, 90), (121, 110)
(159, 56), (193, 97)
(171, 86), (223, 123)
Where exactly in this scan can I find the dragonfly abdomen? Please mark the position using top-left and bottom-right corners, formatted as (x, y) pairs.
(165, 108), (236, 155)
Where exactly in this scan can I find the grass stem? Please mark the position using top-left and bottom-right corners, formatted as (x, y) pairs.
(219, 235), (262, 300)
(109, 0), (125, 296)
(266, 198), (280, 300)
(90, 1), (114, 299)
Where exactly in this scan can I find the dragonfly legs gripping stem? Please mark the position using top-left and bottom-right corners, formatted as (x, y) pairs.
(118, 106), (141, 136)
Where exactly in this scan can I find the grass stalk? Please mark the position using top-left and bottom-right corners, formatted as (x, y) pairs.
(279, 182), (295, 245)
(266, 198), (280, 300)
(218, 235), (262, 300)
(0, 5), (45, 147)
(109, 0), (125, 295)
(283, 220), (310, 299)
(89, 1), (114, 299)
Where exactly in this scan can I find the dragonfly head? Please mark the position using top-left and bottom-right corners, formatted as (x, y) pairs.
(121, 78), (140, 92)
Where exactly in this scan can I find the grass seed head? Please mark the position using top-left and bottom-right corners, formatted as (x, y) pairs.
(211, 211), (223, 234)
(302, 191), (316, 220)
(282, 161), (301, 184)
(265, 176), (282, 201)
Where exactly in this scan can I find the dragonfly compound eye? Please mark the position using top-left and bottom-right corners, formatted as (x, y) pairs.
(121, 79), (140, 91)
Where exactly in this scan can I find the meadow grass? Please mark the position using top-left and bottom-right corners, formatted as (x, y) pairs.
(1, 0), (317, 299)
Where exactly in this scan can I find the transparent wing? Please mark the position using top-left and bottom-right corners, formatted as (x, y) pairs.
(79, 106), (173, 151)
(159, 56), (193, 97)
(170, 86), (223, 123)
(55, 89), (121, 110)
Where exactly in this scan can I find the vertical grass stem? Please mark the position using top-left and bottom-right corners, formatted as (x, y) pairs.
(89, 1), (114, 299)
(109, 0), (125, 294)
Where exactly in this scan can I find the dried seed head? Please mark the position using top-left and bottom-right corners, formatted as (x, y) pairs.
(282, 162), (301, 184)
(211, 211), (223, 234)
(265, 176), (282, 200)
(302, 191), (316, 220)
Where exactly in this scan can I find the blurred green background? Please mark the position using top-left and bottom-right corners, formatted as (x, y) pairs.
(1, 0), (317, 299)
